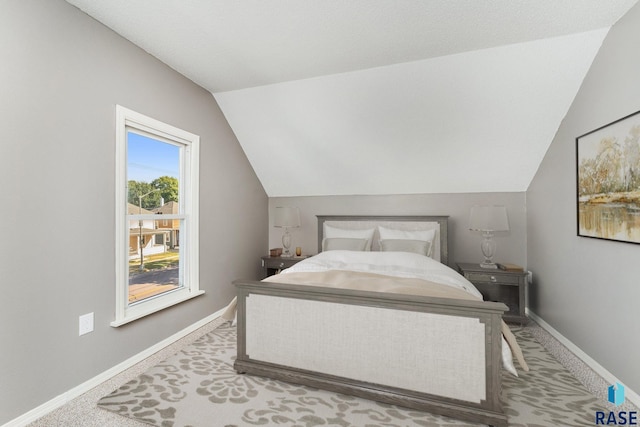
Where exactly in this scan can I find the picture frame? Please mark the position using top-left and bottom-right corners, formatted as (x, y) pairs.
(576, 109), (640, 244)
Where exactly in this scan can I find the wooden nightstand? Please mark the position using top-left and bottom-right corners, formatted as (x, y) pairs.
(261, 256), (309, 278)
(456, 263), (528, 324)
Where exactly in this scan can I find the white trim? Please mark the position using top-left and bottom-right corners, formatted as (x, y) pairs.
(2, 309), (227, 427)
(129, 213), (185, 221)
(110, 289), (205, 327)
(527, 309), (640, 408)
(114, 105), (128, 322)
(114, 104), (201, 325)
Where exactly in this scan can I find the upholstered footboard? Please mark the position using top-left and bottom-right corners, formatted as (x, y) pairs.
(233, 280), (508, 427)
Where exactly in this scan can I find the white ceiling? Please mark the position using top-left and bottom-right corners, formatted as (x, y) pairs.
(66, 0), (638, 196)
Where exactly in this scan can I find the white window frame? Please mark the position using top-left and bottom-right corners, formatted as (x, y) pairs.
(112, 105), (202, 327)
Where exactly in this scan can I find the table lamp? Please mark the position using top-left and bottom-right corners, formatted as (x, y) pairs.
(469, 205), (509, 269)
(274, 206), (301, 257)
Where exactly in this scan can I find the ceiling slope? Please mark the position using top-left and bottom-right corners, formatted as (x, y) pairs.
(215, 30), (608, 195)
(65, 0), (636, 92)
(64, 0), (638, 196)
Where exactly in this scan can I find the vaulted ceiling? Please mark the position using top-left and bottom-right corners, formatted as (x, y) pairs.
(66, 0), (639, 196)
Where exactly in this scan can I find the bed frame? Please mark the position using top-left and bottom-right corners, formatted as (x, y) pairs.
(234, 215), (508, 427)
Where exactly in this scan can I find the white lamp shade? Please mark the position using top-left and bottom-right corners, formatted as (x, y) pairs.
(274, 206), (301, 228)
(469, 205), (509, 232)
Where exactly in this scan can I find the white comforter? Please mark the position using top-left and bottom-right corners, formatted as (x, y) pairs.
(279, 250), (523, 376)
(282, 250), (483, 298)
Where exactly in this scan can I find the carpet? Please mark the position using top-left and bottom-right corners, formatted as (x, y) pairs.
(98, 323), (607, 426)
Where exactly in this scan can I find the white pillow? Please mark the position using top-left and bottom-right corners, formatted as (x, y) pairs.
(323, 225), (375, 251)
(379, 239), (430, 256)
(322, 238), (368, 252)
(378, 226), (436, 257)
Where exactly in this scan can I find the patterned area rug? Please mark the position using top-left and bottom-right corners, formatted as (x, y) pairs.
(98, 323), (606, 426)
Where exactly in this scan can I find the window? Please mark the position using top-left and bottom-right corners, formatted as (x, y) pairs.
(113, 105), (202, 326)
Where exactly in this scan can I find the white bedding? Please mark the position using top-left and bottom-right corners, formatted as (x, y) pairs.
(279, 250), (521, 376)
(282, 250), (482, 298)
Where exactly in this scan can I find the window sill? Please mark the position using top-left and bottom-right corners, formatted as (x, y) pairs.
(110, 289), (205, 327)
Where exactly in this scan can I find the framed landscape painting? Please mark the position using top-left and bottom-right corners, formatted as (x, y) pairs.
(577, 109), (640, 244)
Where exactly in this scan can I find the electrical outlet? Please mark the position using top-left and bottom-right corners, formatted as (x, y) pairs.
(527, 271), (533, 284)
(79, 312), (94, 336)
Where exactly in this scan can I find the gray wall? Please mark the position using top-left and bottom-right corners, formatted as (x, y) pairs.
(527, 2), (640, 395)
(269, 193), (527, 269)
(0, 0), (267, 424)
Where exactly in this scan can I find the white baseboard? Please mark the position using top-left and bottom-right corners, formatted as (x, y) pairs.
(527, 308), (640, 408)
(2, 308), (226, 427)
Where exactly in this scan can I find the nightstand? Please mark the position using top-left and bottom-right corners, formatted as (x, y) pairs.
(261, 256), (309, 278)
(456, 263), (528, 324)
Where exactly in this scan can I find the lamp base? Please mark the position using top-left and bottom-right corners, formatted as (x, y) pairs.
(480, 262), (499, 269)
(479, 232), (498, 269)
(281, 228), (293, 258)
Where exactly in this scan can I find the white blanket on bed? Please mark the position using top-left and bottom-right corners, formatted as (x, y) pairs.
(281, 250), (482, 297)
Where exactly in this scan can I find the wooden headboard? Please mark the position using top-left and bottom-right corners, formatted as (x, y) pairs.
(316, 215), (449, 265)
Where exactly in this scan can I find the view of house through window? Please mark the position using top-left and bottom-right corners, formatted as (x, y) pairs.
(127, 132), (182, 303)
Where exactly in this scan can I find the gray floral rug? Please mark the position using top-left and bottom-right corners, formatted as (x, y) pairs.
(98, 323), (607, 426)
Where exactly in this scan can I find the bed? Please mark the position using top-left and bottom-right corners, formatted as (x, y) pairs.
(232, 215), (523, 427)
